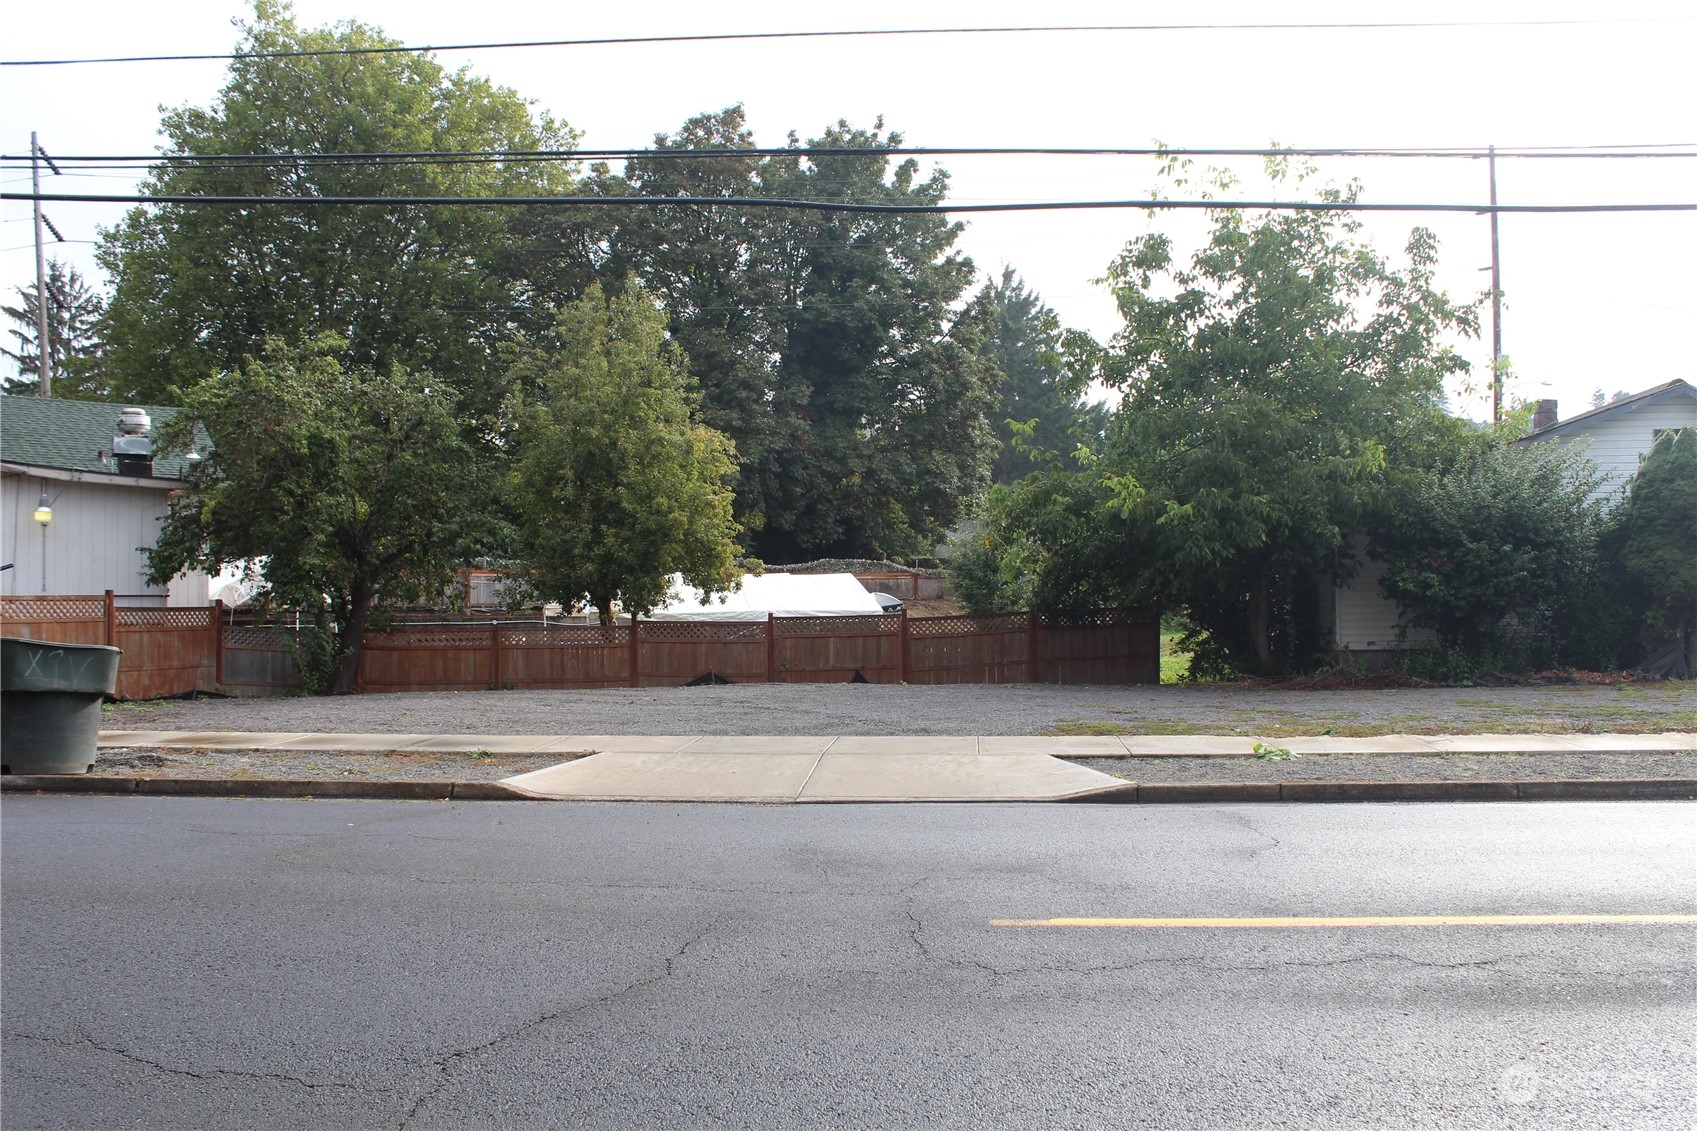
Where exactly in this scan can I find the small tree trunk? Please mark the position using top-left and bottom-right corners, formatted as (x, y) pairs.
(1249, 557), (1273, 671)
(327, 583), (373, 695)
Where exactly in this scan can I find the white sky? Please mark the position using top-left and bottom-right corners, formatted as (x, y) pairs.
(4, 0), (1692, 420)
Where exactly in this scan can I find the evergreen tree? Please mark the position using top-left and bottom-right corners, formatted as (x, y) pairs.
(2, 260), (109, 399)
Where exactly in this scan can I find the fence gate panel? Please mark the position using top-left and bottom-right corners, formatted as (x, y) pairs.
(774, 615), (902, 683)
(1037, 609), (1160, 685)
(221, 627), (302, 694)
(636, 621), (768, 686)
(499, 624), (631, 690)
(906, 613), (1032, 684)
(113, 607), (217, 698)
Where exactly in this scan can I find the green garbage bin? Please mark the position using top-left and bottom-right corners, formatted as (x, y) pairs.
(2, 637), (122, 775)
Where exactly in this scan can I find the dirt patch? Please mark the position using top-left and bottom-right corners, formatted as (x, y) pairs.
(91, 747), (583, 782)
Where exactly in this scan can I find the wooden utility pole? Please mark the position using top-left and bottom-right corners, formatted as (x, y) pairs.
(30, 132), (52, 397)
(1489, 144), (1503, 423)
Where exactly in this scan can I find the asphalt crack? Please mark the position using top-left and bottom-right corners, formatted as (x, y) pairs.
(396, 917), (721, 1130)
(1221, 810), (1282, 858)
(6, 1029), (363, 1092)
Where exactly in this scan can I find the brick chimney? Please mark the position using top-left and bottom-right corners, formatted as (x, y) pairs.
(1532, 399), (1558, 432)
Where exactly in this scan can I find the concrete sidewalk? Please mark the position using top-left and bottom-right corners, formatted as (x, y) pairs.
(90, 730), (1697, 803)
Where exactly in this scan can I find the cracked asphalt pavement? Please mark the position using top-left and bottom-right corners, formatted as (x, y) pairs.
(3, 796), (1693, 1129)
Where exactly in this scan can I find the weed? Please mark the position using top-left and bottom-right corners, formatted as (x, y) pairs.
(467, 748), (494, 760)
(1048, 721), (1134, 736)
(1254, 742), (1297, 762)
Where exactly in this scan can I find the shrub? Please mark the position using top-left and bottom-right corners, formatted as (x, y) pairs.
(1369, 440), (1606, 665)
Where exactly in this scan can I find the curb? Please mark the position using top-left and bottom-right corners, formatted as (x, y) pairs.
(1072, 779), (1697, 803)
(0, 777), (539, 801)
(3, 776), (1694, 803)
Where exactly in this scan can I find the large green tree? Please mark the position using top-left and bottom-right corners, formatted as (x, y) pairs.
(3, 260), (109, 399)
(97, 1), (577, 422)
(146, 336), (481, 693)
(608, 107), (999, 562)
(1619, 428), (1697, 672)
(955, 170), (1479, 676)
(959, 267), (1107, 485)
(506, 284), (741, 624)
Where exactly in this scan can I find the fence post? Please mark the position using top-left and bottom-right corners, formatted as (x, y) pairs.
(212, 599), (225, 687)
(104, 589), (117, 646)
(766, 612), (777, 683)
(1026, 611), (1039, 684)
(490, 622), (501, 689)
(898, 609), (909, 683)
(628, 613), (640, 688)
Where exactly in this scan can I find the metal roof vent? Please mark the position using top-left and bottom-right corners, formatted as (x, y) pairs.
(117, 407), (152, 436)
(113, 407), (154, 477)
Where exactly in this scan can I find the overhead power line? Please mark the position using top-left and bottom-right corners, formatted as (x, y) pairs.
(3, 17), (1689, 67)
(6, 191), (1692, 216)
(4, 145), (1693, 168)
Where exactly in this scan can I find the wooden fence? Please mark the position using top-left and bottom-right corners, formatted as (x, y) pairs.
(3, 597), (1157, 697)
(0, 592), (222, 700)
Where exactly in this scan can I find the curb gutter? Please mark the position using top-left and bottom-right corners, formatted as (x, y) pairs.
(0, 776), (540, 801)
(1070, 778), (1697, 803)
(2, 776), (1694, 802)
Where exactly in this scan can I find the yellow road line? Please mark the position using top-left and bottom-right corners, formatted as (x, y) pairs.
(990, 914), (1697, 928)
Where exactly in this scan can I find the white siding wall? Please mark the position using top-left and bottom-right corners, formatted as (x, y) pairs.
(1532, 395), (1697, 508)
(1, 473), (177, 600)
(1333, 534), (1435, 652)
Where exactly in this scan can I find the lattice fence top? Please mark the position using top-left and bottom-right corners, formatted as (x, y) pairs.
(224, 627), (296, 649)
(500, 626), (630, 647)
(907, 613), (1029, 637)
(637, 621), (767, 643)
(776, 614), (901, 636)
(366, 627), (491, 648)
(117, 607), (214, 629)
(1, 596), (106, 621)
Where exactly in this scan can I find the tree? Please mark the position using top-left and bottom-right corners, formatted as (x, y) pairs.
(609, 107), (999, 562)
(964, 168), (1479, 676)
(1619, 428), (1697, 672)
(1369, 440), (1607, 666)
(1085, 171), (1478, 676)
(958, 267), (1107, 484)
(506, 284), (741, 624)
(2, 259), (109, 399)
(146, 336), (481, 693)
(951, 463), (1149, 615)
(97, 1), (578, 422)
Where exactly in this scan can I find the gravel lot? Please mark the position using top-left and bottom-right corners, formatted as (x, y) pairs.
(104, 680), (1697, 737)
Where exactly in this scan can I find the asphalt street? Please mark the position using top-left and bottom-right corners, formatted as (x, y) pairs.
(3, 797), (1693, 1130)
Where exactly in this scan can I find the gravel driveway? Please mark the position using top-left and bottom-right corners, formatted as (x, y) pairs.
(104, 680), (1696, 737)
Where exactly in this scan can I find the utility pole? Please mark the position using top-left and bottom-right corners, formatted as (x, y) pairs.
(30, 131), (53, 397)
(1486, 143), (1500, 421)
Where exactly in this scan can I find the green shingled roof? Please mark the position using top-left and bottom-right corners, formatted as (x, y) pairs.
(0, 396), (196, 480)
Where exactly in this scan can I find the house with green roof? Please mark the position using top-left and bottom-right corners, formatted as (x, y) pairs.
(1, 396), (212, 604)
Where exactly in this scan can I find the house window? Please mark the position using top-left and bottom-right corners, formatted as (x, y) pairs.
(1652, 428), (1687, 441)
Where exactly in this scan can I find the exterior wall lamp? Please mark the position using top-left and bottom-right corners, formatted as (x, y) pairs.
(34, 489), (53, 593)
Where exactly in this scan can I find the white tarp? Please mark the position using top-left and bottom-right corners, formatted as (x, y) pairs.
(646, 572), (883, 621)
